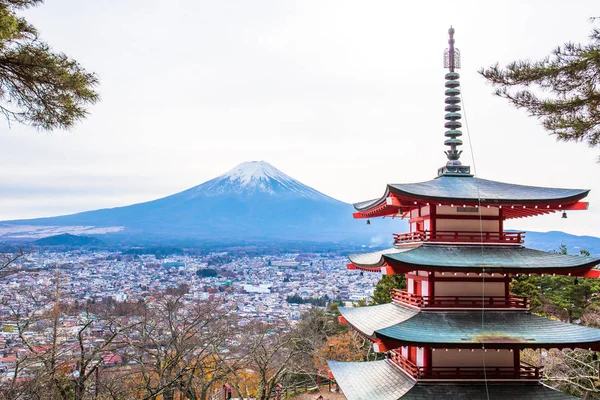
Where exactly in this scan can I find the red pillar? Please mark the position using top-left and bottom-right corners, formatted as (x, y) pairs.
(429, 272), (435, 303)
(424, 347), (432, 375)
(513, 349), (520, 378)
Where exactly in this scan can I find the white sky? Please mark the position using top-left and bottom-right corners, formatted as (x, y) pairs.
(1, 0), (599, 236)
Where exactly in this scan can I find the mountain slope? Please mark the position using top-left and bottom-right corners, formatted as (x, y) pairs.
(34, 234), (105, 247)
(524, 231), (600, 256)
(1, 161), (398, 243)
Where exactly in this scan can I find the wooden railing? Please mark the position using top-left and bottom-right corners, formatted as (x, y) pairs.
(391, 289), (529, 309)
(389, 350), (542, 381)
(393, 230), (525, 245)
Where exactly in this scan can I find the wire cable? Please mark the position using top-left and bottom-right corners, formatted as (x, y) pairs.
(460, 88), (491, 400)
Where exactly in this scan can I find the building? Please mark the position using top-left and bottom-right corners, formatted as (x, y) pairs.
(328, 27), (600, 399)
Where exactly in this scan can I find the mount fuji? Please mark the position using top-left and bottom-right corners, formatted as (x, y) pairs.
(0, 161), (396, 245)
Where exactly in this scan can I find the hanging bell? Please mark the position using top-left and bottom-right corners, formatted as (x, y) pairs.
(562, 211), (568, 219)
(366, 219), (371, 225)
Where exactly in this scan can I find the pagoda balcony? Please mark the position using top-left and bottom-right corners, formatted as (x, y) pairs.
(393, 230), (525, 246)
(389, 351), (542, 381)
(391, 289), (530, 310)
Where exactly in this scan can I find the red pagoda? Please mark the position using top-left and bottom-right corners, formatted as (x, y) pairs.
(328, 27), (600, 400)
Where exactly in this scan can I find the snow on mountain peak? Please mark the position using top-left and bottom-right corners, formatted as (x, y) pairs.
(185, 160), (338, 202)
(220, 161), (289, 186)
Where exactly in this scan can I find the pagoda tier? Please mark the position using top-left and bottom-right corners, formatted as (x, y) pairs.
(347, 244), (600, 276)
(353, 175), (589, 220)
(338, 303), (600, 351)
(328, 360), (577, 400)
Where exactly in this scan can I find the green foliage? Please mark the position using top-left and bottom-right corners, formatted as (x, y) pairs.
(510, 245), (600, 321)
(353, 298), (368, 307)
(510, 274), (543, 311)
(325, 303), (347, 334)
(196, 268), (218, 278)
(293, 307), (348, 352)
(327, 301), (341, 316)
(513, 274), (600, 321)
(0, 0), (98, 129)
(286, 294), (327, 307)
(480, 25), (600, 157)
(370, 274), (406, 305)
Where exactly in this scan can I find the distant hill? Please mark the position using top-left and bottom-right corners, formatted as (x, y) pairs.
(524, 231), (600, 257)
(34, 234), (105, 247)
(1, 161), (398, 245)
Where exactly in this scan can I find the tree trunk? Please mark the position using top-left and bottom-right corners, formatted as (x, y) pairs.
(163, 387), (176, 400)
(256, 380), (268, 400)
(74, 378), (86, 400)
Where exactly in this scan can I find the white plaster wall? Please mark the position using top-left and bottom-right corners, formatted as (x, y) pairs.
(407, 279), (414, 293)
(437, 205), (499, 216)
(432, 349), (513, 367)
(435, 281), (504, 297)
(434, 273), (501, 279)
(421, 206), (430, 216)
(417, 347), (424, 367)
(422, 280), (429, 296)
(401, 347), (408, 358)
(424, 219), (431, 230)
(436, 219), (499, 232)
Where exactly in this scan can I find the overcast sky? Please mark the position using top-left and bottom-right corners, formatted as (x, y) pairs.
(1, 0), (599, 236)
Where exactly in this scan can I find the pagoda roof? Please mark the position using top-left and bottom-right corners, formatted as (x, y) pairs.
(328, 360), (576, 400)
(337, 303), (417, 336)
(328, 360), (413, 400)
(348, 244), (600, 274)
(378, 310), (600, 348)
(353, 175), (590, 220)
(339, 304), (600, 349)
(354, 175), (589, 210)
(348, 247), (411, 269)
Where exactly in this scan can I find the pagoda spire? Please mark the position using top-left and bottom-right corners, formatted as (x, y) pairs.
(438, 26), (471, 177)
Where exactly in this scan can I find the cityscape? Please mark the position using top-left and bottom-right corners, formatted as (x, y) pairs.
(0, 250), (377, 329)
(0, 249), (378, 399)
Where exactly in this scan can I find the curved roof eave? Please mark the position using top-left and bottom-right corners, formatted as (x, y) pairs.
(348, 247), (416, 268)
(381, 245), (600, 272)
(328, 360), (415, 400)
(375, 310), (600, 348)
(353, 188), (391, 211)
(339, 303), (418, 337)
(348, 245), (600, 272)
(328, 361), (577, 399)
(353, 176), (590, 211)
(387, 182), (589, 205)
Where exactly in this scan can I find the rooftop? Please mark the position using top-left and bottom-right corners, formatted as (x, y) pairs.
(347, 244), (600, 274)
(353, 175), (589, 220)
(328, 360), (576, 400)
(339, 304), (600, 349)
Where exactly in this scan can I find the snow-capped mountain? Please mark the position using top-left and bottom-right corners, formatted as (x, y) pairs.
(184, 161), (338, 200)
(0, 161), (397, 244)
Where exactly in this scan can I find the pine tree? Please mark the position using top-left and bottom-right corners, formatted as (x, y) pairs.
(0, 0), (99, 130)
(480, 24), (600, 158)
(370, 274), (406, 305)
(510, 244), (600, 322)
